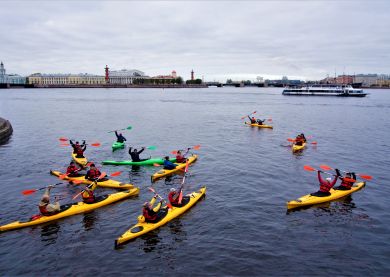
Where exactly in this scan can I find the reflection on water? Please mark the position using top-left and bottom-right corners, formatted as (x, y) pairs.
(140, 232), (161, 253)
(168, 220), (187, 243)
(40, 223), (60, 246)
(83, 212), (97, 231)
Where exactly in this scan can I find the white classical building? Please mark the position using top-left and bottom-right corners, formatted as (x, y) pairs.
(0, 62), (26, 84)
(108, 69), (148, 84)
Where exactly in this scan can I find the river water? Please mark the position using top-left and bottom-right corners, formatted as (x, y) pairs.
(0, 87), (389, 276)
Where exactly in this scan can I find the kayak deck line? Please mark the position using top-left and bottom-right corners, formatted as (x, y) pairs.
(0, 188), (140, 232)
(115, 186), (206, 247)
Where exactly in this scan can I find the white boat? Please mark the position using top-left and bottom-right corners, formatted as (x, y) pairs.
(282, 84), (366, 97)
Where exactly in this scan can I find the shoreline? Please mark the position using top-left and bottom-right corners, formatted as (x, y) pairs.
(0, 117), (13, 144)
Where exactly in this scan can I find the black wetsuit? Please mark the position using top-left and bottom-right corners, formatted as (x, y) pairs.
(115, 131), (127, 143)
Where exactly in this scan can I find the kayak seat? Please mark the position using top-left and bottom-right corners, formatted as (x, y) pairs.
(172, 196), (190, 208)
(84, 195), (109, 204)
(145, 208), (168, 223)
(130, 226), (144, 233)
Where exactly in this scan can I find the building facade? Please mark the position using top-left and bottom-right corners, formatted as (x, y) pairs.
(0, 62), (26, 85)
(28, 73), (105, 85)
(108, 69), (148, 84)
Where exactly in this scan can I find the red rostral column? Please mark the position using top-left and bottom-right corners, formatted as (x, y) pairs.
(191, 69), (194, 80)
(105, 65), (109, 83)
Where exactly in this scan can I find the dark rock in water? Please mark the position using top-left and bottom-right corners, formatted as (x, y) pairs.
(0, 117), (13, 144)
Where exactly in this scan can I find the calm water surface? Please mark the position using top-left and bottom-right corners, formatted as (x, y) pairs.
(0, 87), (389, 276)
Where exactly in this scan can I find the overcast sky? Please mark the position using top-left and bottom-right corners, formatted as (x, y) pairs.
(0, 0), (389, 81)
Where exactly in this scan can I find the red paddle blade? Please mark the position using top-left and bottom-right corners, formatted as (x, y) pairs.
(344, 177), (356, 183)
(320, 164), (332, 171)
(60, 143), (70, 147)
(253, 111), (257, 114)
(110, 171), (122, 177)
(193, 145), (201, 150)
(167, 203), (173, 209)
(268, 119), (273, 122)
(148, 187), (156, 193)
(311, 141), (318, 145)
(91, 143), (101, 147)
(359, 175), (372, 180)
(59, 137), (68, 142)
(99, 172), (107, 179)
(303, 165), (316, 172)
(153, 163), (161, 167)
(184, 160), (190, 173)
(22, 189), (37, 195)
(287, 138), (295, 142)
(171, 151), (178, 155)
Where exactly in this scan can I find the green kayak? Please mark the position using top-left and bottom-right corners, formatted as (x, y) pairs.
(112, 142), (125, 151)
(102, 157), (176, 166)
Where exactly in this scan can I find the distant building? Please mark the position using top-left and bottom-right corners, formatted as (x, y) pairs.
(0, 61), (26, 85)
(108, 69), (147, 85)
(353, 74), (379, 87)
(28, 73), (105, 85)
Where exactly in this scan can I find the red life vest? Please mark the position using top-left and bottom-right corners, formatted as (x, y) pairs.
(176, 155), (186, 163)
(66, 165), (78, 174)
(340, 178), (354, 189)
(75, 146), (84, 156)
(318, 172), (337, 193)
(82, 190), (95, 203)
(143, 207), (157, 221)
(87, 168), (100, 180)
(168, 191), (179, 205)
(39, 204), (51, 216)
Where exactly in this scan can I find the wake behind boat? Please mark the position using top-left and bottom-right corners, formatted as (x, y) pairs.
(282, 84), (366, 97)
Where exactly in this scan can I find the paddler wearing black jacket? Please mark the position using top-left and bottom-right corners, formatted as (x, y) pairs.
(129, 147), (148, 162)
(248, 116), (256, 124)
(115, 131), (127, 143)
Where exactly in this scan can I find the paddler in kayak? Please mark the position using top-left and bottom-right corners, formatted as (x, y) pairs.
(66, 161), (81, 177)
(334, 170), (356, 190)
(38, 185), (61, 216)
(115, 131), (127, 143)
(310, 170), (339, 197)
(176, 148), (190, 163)
(129, 147), (148, 162)
(168, 187), (190, 207)
(294, 134), (305, 146)
(81, 182), (98, 204)
(163, 156), (177, 170)
(70, 140), (86, 158)
(256, 119), (264, 125)
(142, 195), (165, 223)
(85, 163), (106, 181)
(248, 116), (257, 124)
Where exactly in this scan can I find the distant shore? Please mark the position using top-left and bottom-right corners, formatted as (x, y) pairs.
(28, 84), (208, 89)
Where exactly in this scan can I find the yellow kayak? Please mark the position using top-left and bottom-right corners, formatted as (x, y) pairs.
(50, 170), (135, 190)
(71, 152), (88, 167)
(151, 154), (198, 182)
(287, 182), (365, 210)
(244, 122), (273, 129)
(292, 142), (306, 152)
(115, 186), (206, 247)
(0, 188), (139, 232)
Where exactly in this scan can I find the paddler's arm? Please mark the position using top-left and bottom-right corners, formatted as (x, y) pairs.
(153, 201), (162, 212)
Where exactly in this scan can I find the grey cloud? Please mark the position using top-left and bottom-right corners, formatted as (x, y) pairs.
(0, 0), (389, 81)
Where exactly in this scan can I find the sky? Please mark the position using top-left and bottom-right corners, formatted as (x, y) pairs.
(0, 0), (389, 81)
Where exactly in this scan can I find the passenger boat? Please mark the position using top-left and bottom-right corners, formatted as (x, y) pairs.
(282, 84), (366, 97)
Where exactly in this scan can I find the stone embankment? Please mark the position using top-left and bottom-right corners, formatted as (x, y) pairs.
(0, 117), (13, 144)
